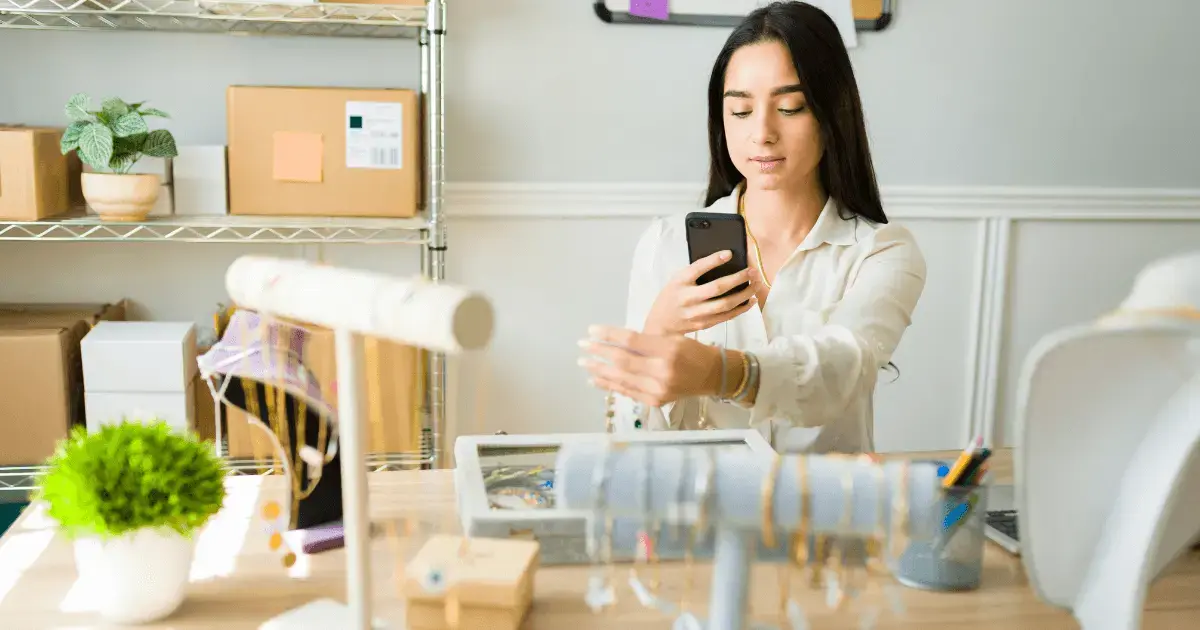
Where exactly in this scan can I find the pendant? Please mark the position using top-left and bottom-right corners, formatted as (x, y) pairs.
(858, 606), (881, 630)
(786, 599), (811, 630)
(673, 612), (703, 630)
(585, 574), (615, 613)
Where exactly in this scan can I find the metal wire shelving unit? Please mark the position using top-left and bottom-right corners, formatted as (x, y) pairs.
(0, 0), (449, 499)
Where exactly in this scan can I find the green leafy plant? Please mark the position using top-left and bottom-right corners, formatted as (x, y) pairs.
(35, 421), (227, 540)
(59, 93), (179, 174)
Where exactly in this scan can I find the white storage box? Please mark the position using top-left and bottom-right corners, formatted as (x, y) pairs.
(81, 322), (197, 393)
(453, 429), (776, 565)
(173, 146), (228, 216)
(85, 386), (195, 434)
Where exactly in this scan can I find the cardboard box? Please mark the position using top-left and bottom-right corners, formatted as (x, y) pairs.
(193, 370), (217, 443)
(0, 301), (127, 327)
(0, 126), (83, 221)
(0, 302), (127, 465)
(227, 86), (420, 219)
(223, 325), (422, 458)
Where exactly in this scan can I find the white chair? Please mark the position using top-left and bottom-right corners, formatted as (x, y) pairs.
(1014, 251), (1200, 630)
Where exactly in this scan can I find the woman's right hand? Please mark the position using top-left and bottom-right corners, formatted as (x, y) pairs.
(642, 250), (759, 336)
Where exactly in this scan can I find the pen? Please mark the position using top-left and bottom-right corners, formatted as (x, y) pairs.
(956, 448), (992, 487)
(943, 437), (982, 488)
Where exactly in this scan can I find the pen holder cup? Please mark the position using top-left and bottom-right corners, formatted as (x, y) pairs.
(892, 483), (987, 592)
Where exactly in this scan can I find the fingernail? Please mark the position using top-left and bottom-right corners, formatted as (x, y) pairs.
(719, 250), (732, 261)
(587, 325), (603, 336)
(577, 357), (593, 367)
(577, 339), (592, 349)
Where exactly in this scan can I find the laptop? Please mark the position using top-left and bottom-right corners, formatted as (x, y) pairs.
(984, 484), (1021, 555)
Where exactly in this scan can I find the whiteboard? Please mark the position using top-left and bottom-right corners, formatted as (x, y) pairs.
(600, 0), (861, 47)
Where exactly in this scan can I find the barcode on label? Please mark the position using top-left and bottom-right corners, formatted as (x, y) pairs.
(371, 147), (400, 168)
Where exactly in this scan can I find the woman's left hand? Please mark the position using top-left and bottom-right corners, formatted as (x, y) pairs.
(578, 325), (722, 407)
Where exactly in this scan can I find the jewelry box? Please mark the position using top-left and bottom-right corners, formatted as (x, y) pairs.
(453, 430), (776, 565)
(402, 534), (539, 630)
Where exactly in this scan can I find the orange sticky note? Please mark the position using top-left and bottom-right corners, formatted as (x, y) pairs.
(272, 131), (323, 183)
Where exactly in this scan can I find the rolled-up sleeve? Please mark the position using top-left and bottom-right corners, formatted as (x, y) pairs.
(609, 218), (680, 433)
(749, 224), (927, 429)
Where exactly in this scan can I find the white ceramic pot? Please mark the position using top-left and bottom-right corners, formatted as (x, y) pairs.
(81, 172), (161, 221)
(73, 528), (195, 624)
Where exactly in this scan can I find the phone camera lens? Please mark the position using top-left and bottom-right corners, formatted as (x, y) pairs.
(698, 219), (711, 229)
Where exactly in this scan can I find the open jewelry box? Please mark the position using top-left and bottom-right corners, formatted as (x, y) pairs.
(453, 430), (776, 565)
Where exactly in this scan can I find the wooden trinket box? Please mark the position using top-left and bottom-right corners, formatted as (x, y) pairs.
(402, 534), (539, 630)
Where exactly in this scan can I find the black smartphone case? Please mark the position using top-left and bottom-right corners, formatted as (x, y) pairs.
(685, 212), (750, 298)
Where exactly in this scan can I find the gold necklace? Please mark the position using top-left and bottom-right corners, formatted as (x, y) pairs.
(738, 190), (772, 290)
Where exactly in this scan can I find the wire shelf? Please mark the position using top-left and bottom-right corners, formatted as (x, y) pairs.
(0, 449), (433, 500)
(0, 212), (429, 243)
(0, 0), (426, 38)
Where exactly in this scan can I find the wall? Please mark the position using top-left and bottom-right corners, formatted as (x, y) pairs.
(1, 0), (1198, 453)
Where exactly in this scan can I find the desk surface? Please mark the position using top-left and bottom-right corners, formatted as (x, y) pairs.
(1, 449), (1197, 629)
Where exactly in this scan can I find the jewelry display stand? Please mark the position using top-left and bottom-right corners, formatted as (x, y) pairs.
(555, 443), (944, 630)
(454, 430), (776, 565)
(222, 254), (495, 630)
(1015, 251), (1200, 630)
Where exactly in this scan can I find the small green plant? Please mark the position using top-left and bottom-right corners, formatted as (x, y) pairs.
(59, 93), (179, 174)
(35, 421), (227, 540)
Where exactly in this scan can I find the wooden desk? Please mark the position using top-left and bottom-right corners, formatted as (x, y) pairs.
(1, 450), (1197, 629)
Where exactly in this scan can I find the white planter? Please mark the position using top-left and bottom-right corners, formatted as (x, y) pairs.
(73, 528), (195, 624)
(81, 172), (161, 221)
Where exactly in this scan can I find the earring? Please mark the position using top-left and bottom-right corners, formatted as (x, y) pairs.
(866, 459), (889, 575)
(604, 392), (616, 433)
(675, 447), (714, 630)
(825, 463), (855, 611)
(889, 461), (910, 563)
(785, 455), (812, 629)
(761, 452), (782, 549)
(630, 446), (664, 609)
(585, 443), (617, 613)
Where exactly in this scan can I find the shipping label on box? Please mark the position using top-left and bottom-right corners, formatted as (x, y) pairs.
(346, 101), (404, 170)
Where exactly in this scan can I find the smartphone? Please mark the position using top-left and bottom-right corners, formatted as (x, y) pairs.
(684, 212), (750, 299)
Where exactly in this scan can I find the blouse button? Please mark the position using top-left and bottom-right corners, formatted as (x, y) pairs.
(634, 419), (643, 429)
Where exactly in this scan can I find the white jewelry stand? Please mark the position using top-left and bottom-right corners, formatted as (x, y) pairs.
(1015, 251), (1200, 630)
(224, 255), (495, 630)
(555, 443), (944, 630)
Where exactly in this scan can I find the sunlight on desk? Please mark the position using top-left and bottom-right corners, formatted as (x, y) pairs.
(0, 529), (54, 607)
(189, 475), (265, 583)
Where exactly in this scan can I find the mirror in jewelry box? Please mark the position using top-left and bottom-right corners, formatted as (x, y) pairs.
(452, 429), (777, 566)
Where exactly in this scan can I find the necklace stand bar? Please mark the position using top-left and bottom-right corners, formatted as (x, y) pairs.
(555, 443), (943, 630)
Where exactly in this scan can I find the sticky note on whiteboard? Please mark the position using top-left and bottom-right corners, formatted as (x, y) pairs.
(629, 0), (668, 20)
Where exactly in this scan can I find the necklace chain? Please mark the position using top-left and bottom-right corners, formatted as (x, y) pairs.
(738, 190), (773, 291)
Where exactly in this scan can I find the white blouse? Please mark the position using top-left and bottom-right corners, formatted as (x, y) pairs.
(612, 190), (927, 454)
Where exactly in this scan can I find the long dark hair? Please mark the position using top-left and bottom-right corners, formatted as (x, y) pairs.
(704, 1), (886, 226)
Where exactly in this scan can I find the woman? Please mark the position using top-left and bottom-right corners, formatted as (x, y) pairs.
(579, 1), (926, 453)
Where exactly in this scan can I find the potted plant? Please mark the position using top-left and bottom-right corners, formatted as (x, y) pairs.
(59, 93), (179, 221)
(35, 421), (226, 624)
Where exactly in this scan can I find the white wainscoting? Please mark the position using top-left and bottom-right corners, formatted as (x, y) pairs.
(442, 184), (1200, 453)
(1, 185), (1197, 454)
